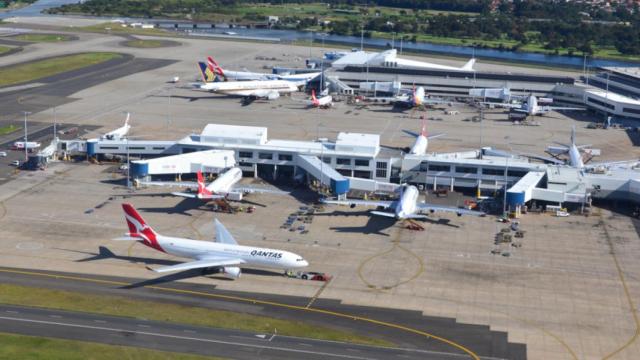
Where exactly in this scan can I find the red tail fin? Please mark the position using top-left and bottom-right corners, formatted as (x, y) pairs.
(196, 171), (212, 196)
(311, 89), (319, 105)
(207, 56), (225, 79)
(121, 203), (164, 252)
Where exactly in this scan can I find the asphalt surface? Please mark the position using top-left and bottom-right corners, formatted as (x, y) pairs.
(0, 304), (464, 360)
(0, 53), (176, 118)
(0, 267), (526, 359)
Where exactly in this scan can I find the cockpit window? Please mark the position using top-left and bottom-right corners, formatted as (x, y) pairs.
(296, 258), (305, 262)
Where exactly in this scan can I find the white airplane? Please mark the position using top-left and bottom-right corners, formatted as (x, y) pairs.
(115, 203), (308, 278)
(141, 168), (287, 202)
(333, 49), (476, 72)
(322, 184), (484, 220)
(101, 113), (131, 141)
(308, 89), (332, 108)
(484, 95), (584, 116)
(200, 56), (320, 85)
(197, 78), (298, 100)
(392, 86), (451, 109)
(11, 141), (40, 150)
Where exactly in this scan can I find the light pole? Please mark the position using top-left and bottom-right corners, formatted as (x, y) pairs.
(23, 111), (31, 162)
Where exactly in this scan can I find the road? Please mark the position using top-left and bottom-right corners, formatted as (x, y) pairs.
(0, 267), (525, 359)
(0, 304), (470, 360)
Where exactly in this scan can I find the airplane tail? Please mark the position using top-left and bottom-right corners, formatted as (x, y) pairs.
(420, 116), (427, 137)
(207, 56), (226, 81)
(124, 112), (130, 127)
(121, 203), (164, 252)
(196, 170), (213, 197)
(462, 58), (476, 71)
(197, 62), (217, 83)
(571, 125), (576, 146)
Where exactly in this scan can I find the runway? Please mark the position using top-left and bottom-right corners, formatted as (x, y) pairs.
(0, 304), (467, 360)
(0, 267), (526, 359)
(0, 53), (176, 118)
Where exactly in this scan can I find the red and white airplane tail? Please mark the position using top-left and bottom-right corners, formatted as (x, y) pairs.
(196, 170), (214, 198)
(420, 116), (428, 137)
(120, 203), (165, 252)
(207, 56), (226, 81)
(311, 89), (319, 106)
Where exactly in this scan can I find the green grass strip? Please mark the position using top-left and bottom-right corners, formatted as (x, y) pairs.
(0, 283), (391, 347)
(0, 52), (122, 87)
(0, 332), (222, 360)
(12, 34), (73, 42)
(0, 125), (21, 135)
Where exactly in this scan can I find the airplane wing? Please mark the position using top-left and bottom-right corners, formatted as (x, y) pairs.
(520, 153), (565, 165)
(585, 159), (640, 170)
(547, 106), (585, 111)
(322, 199), (395, 209)
(214, 219), (238, 245)
(416, 203), (484, 216)
(140, 180), (198, 189)
(151, 257), (245, 273)
(231, 186), (289, 195)
(171, 192), (225, 199)
(427, 133), (446, 140)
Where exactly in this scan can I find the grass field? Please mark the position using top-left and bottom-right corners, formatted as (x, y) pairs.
(12, 34), (73, 42)
(0, 125), (21, 135)
(0, 333), (221, 360)
(0, 52), (121, 87)
(122, 39), (167, 48)
(0, 283), (391, 347)
(0, 45), (10, 54)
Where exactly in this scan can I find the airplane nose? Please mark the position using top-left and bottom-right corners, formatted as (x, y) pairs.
(300, 260), (309, 267)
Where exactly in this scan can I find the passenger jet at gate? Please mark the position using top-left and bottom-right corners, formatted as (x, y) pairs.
(142, 168), (288, 201)
(115, 203), (308, 278)
(322, 184), (484, 220)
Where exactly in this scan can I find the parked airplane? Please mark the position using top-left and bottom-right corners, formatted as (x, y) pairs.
(308, 89), (332, 108)
(392, 86), (451, 109)
(404, 118), (445, 155)
(484, 95), (584, 116)
(200, 56), (320, 85)
(142, 168), (287, 201)
(322, 184), (484, 220)
(115, 203), (308, 278)
(101, 112), (131, 141)
(196, 68), (298, 100)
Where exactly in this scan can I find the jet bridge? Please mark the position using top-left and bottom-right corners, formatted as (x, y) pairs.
(131, 150), (236, 178)
(296, 154), (349, 195)
(506, 171), (546, 207)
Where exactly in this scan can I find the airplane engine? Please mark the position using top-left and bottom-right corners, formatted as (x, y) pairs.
(223, 266), (241, 279)
(456, 212), (463, 217)
(267, 92), (280, 100)
(350, 204), (356, 209)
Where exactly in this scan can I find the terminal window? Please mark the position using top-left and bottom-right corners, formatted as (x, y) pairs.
(507, 169), (529, 178)
(428, 164), (450, 172)
(322, 157), (331, 164)
(482, 168), (504, 176)
(278, 154), (293, 161)
(258, 153), (273, 160)
(456, 166), (477, 174)
(239, 151), (253, 158)
(376, 161), (387, 169)
(336, 158), (351, 165)
(587, 97), (615, 110)
(623, 107), (640, 115)
(355, 159), (369, 166)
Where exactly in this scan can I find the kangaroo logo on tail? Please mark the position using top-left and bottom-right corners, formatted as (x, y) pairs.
(121, 204), (164, 252)
(207, 56), (226, 81)
(196, 171), (213, 198)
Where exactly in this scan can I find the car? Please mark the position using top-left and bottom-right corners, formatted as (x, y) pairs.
(0, 151), (6, 157)
(286, 271), (330, 281)
(9, 160), (20, 166)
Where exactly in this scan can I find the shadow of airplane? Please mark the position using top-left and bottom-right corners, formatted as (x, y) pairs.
(318, 210), (460, 235)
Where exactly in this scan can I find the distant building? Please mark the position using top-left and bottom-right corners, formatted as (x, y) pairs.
(267, 16), (279, 24)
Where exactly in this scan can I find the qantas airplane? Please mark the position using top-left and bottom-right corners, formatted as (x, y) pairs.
(405, 118), (445, 156)
(322, 184), (484, 220)
(115, 203), (308, 278)
(308, 89), (333, 108)
(200, 56), (320, 85)
(142, 168), (288, 201)
(392, 86), (451, 109)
